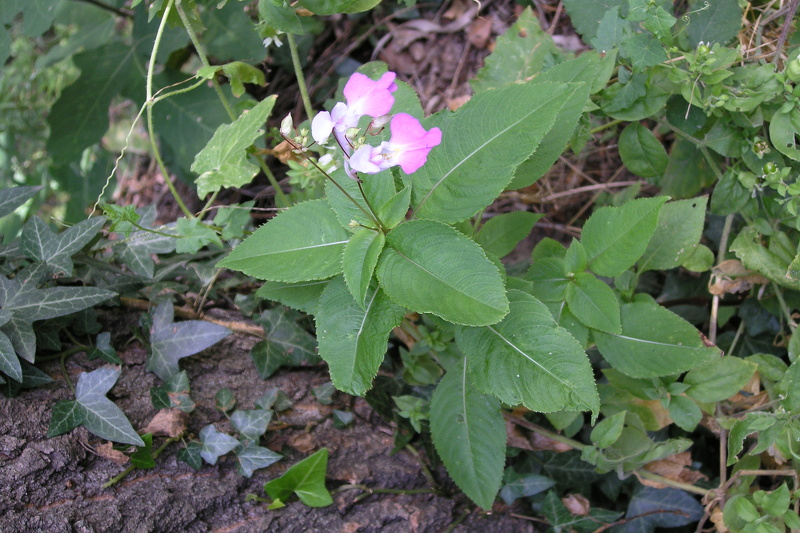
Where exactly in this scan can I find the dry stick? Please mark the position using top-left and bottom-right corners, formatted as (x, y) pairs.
(772, 0), (800, 66)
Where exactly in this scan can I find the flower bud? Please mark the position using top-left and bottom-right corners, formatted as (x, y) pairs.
(280, 114), (293, 137)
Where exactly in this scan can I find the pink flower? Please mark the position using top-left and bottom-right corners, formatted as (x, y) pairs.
(349, 113), (442, 175)
(311, 72), (398, 146)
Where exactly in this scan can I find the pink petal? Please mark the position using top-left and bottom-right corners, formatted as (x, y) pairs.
(387, 114), (442, 174)
(349, 145), (382, 174)
(311, 111), (334, 144)
(344, 72), (398, 119)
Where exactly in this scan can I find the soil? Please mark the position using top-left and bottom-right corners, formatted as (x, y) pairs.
(0, 309), (534, 533)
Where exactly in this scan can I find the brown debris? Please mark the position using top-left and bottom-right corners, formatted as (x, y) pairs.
(642, 452), (707, 488)
(95, 442), (129, 466)
(561, 493), (591, 516)
(708, 259), (769, 296)
(143, 408), (188, 438)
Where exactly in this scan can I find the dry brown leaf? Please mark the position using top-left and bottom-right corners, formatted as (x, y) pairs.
(447, 94), (471, 111)
(443, 0), (472, 20)
(506, 420), (534, 451)
(529, 431), (573, 453)
(632, 398), (673, 430)
(708, 259), (768, 296)
(561, 493), (591, 516)
(143, 408), (188, 438)
(710, 507), (729, 533)
(643, 452), (707, 487)
(96, 442), (129, 466)
(467, 18), (492, 49)
(265, 140), (299, 165)
(287, 432), (316, 453)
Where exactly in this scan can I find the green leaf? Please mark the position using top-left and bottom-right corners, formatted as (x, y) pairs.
(199, 424), (240, 465)
(0, 330), (21, 382)
(231, 409), (272, 441)
(565, 273), (621, 334)
(684, 357), (757, 403)
(325, 168), (396, 230)
(540, 490), (621, 532)
(256, 279), (329, 314)
(456, 290), (599, 415)
(561, 0), (626, 41)
(376, 220), (508, 326)
(215, 388), (237, 412)
(509, 54), (599, 189)
(192, 96), (277, 199)
(475, 212), (543, 259)
(174, 217), (223, 254)
(342, 229), (385, 308)
(258, 0), (304, 34)
(377, 185), (411, 229)
(147, 301), (231, 381)
(1, 0), (58, 38)
(316, 277), (406, 396)
(88, 332), (122, 365)
(178, 441), (204, 471)
(470, 8), (560, 92)
(0, 186), (41, 219)
(730, 226), (800, 290)
(621, 33), (668, 71)
(236, 442), (282, 478)
(7, 285), (115, 322)
(590, 6), (626, 52)
(150, 370), (194, 412)
(411, 81), (575, 223)
(499, 469), (555, 505)
(727, 413), (777, 464)
(662, 139), (718, 199)
(47, 43), (143, 164)
(524, 257), (569, 302)
(618, 123), (668, 178)
(668, 395), (702, 431)
(47, 366), (145, 447)
(197, 61), (266, 98)
(582, 196), (668, 277)
(296, 0), (380, 14)
(130, 433), (156, 469)
(769, 107), (800, 162)
(203, 1), (266, 60)
(218, 200), (350, 283)
(430, 357), (505, 510)
(263, 448), (333, 507)
(591, 411), (626, 448)
(594, 301), (720, 378)
(250, 307), (318, 379)
(639, 196), (707, 272)
(686, 0), (742, 46)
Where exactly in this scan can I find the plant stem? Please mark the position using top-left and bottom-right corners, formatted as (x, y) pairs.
(404, 444), (440, 493)
(255, 156), (290, 207)
(287, 34), (314, 120)
(73, 0), (134, 17)
(334, 484), (435, 496)
(146, 0), (194, 219)
(774, 282), (797, 332)
(590, 118), (623, 134)
(102, 435), (182, 489)
(60, 351), (76, 394)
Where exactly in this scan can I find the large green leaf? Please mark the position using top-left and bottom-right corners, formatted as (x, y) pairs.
(192, 96), (277, 199)
(475, 212), (543, 258)
(146, 301), (232, 381)
(203, 0), (267, 60)
(684, 357), (757, 403)
(410, 81), (573, 223)
(47, 43), (144, 164)
(565, 273), (621, 334)
(256, 279), (329, 314)
(456, 290), (599, 415)
(47, 366), (145, 446)
(316, 277), (406, 396)
(218, 200), (350, 282)
(430, 357), (505, 510)
(264, 448), (333, 507)
(618, 122), (668, 178)
(325, 168), (396, 231)
(638, 196), (707, 272)
(594, 301), (720, 378)
(686, 0), (742, 46)
(376, 220), (508, 326)
(561, 0), (626, 40)
(0, 186), (41, 219)
(582, 196), (668, 277)
(20, 216), (106, 275)
(342, 228), (384, 308)
(470, 8), (559, 92)
(296, 0), (380, 14)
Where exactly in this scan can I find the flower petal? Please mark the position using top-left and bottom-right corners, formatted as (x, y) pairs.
(387, 114), (442, 174)
(344, 72), (398, 119)
(311, 111), (334, 144)
(349, 145), (382, 174)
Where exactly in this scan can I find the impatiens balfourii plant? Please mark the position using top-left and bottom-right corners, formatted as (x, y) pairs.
(217, 64), (721, 510)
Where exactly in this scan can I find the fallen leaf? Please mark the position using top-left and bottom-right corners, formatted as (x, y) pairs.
(96, 442), (129, 466)
(643, 452), (707, 487)
(529, 431), (573, 452)
(287, 432), (316, 453)
(708, 259), (768, 296)
(562, 493), (591, 516)
(144, 408), (188, 438)
(710, 507), (729, 533)
(467, 18), (492, 48)
(506, 420), (534, 451)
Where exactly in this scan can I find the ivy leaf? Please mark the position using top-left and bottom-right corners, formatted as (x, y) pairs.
(499, 469), (555, 505)
(456, 290), (599, 416)
(218, 200), (350, 283)
(174, 217), (223, 254)
(539, 490), (622, 532)
(231, 409), (272, 441)
(192, 96), (277, 199)
(594, 301), (720, 378)
(236, 442), (282, 478)
(316, 277), (406, 396)
(146, 301), (231, 381)
(178, 441), (204, 471)
(150, 370), (195, 412)
(0, 330), (21, 382)
(582, 196), (668, 277)
(0, 186), (41, 219)
(620, 487), (704, 532)
(47, 366), (145, 447)
(88, 331), (122, 365)
(263, 448), (333, 507)
(377, 220), (508, 326)
(411, 81), (574, 223)
(250, 307), (319, 379)
(130, 433), (156, 469)
(199, 424), (240, 465)
(430, 357), (505, 510)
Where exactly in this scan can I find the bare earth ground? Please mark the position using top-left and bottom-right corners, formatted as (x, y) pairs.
(0, 309), (534, 533)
